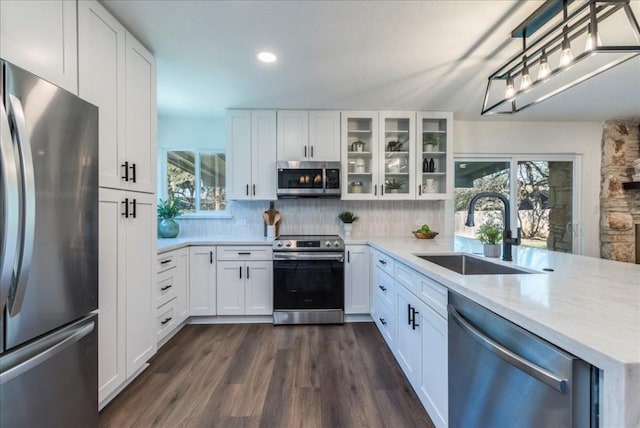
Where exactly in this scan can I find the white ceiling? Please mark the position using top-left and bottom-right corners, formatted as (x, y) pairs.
(102, 0), (640, 121)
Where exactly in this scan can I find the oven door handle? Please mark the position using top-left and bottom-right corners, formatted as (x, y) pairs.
(273, 253), (344, 262)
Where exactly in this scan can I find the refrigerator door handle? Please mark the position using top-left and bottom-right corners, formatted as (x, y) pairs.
(7, 95), (36, 316)
(0, 102), (20, 312)
(0, 321), (95, 385)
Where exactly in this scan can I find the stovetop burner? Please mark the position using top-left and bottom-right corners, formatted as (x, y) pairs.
(273, 235), (344, 252)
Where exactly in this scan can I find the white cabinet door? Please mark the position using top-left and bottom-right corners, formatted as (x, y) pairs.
(345, 245), (370, 314)
(416, 112), (453, 201)
(124, 33), (156, 194)
(97, 188), (126, 404)
(308, 110), (340, 161)
(125, 192), (156, 377)
(78, 0), (126, 190)
(174, 248), (190, 323)
(277, 110), (308, 161)
(217, 261), (245, 315)
(395, 286), (422, 387)
(0, 0), (78, 93)
(379, 111), (416, 200)
(418, 304), (448, 428)
(341, 111), (379, 200)
(189, 247), (217, 315)
(245, 260), (273, 315)
(226, 110), (252, 200)
(251, 110), (277, 199)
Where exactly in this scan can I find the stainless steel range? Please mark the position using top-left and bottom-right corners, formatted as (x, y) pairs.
(272, 235), (344, 325)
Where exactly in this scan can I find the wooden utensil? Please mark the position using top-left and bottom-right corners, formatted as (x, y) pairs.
(273, 212), (281, 225)
(266, 201), (277, 225)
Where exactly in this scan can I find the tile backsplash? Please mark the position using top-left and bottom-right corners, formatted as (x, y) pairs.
(176, 199), (446, 238)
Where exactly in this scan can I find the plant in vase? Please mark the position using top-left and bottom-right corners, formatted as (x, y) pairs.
(423, 134), (439, 152)
(157, 197), (185, 238)
(476, 221), (503, 258)
(338, 211), (359, 238)
(385, 179), (404, 193)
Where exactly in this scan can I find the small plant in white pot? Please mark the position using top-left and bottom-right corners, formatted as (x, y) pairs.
(338, 211), (359, 238)
(476, 222), (503, 258)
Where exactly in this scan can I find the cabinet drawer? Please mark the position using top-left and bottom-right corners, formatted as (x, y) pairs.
(156, 300), (177, 342)
(419, 275), (448, 319)
(156, 269), (178, 308)
(396, 262), (420, 295)
(157, 252), (177, 273)
(372, 250), (395, 275)
(373, 298), (394, 348)
(216, 246), (273, 261)
(374, 268), (395, 311)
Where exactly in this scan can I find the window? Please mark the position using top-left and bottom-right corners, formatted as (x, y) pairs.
(454, 156), (580, 254)
(160, 149), (227, 214)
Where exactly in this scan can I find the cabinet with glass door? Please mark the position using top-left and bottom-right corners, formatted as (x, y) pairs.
(341, 111), (379, 199)
(379, 112), (415, 199)
(416, 112), (453, 200)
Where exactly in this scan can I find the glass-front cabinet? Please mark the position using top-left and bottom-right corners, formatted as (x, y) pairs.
(341, 111), (379, 199)
(380, 112), (415, 199)
(416, 112), (453, 200)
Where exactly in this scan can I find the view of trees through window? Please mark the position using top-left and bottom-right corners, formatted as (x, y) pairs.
(166, 150), (227, 213)
(455, 159), (573, 252)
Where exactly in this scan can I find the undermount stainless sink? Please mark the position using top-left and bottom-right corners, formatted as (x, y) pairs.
(416, 254), (534, 275)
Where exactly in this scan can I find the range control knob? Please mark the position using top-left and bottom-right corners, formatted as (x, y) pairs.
(325, 241), (332, 247)
(276, 242), (283, 247)
(333, 241), (341, 247)
(285, 241), (292, 247)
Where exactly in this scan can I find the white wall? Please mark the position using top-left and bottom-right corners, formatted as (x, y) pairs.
(454, 120), (603, 257)
(158, 116), (225, 150)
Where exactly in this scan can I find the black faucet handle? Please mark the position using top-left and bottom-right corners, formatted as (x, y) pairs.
(514, 227), (522, 245)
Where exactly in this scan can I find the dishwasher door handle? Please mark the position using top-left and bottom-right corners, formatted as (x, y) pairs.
(448, 305), (568, 393)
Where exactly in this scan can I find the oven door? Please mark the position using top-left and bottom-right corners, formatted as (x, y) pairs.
(273, 252), (344, 310)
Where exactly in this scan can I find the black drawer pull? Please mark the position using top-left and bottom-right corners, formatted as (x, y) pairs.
(378, 285), (387, 292)
(379, 318), (387, 326)
(379, 259), (387, 265)
(160, 284), (172, 291)
(210, 251), (213, 264)
(160, 259), (171, 265)
(121, 198), (129, 218)
(121, 161), (129, 181)
(161, 317), (173, 325)
(238, 252), (251, 255)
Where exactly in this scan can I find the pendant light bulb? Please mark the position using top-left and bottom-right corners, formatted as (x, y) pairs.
(505, 74), (516, 99)
(520, 64), (532, 91)
(538, 50), (551, 80)
(585, 23), (602, 51)
(559, 35), (574, 67)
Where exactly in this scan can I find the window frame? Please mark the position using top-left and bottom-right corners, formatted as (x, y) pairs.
(158, 148), (231, 219)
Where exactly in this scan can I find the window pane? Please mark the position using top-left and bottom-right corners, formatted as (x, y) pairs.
(200, 153), (227, 212)
(517, 161), (572, 253)
(167, 151), (196, 213)
(455, 161), (510, 239)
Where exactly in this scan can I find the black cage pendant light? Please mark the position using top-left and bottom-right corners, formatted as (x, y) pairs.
(481, 0), (640, 115)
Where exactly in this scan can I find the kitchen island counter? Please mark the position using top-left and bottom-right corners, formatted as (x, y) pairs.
(367, 236), (640, 428)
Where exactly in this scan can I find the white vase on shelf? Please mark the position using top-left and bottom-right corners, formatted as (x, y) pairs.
(342, 223), (353, 238)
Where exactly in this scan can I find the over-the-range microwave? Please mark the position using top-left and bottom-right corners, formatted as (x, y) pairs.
(276, 161), (341, 198)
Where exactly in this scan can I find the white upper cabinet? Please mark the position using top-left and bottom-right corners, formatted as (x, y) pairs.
(341, 111), (379, 199)
(0, 0), (78, 94)
(277, 110), (340, 161)
(379, 111), (416, 199)
(226, 110), (277, 200)
(416, 112), (453, 200)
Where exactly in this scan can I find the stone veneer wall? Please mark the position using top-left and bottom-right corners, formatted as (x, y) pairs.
(600, 119), (640, 262)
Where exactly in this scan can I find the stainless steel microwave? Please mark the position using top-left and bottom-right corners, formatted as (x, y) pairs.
(276, 161), (341, 198)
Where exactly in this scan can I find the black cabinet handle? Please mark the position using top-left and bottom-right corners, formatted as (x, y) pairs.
(246, 184), (249, 196)
(381, 184), (384, 196)
(407, 304), (412, 325)
(121, 161), (129, 181)
(121, 198), (129, 218)
(130, 163), (136, 183)
(378, 285), (387, 292)
(418, 184), (422, 196)
(253, 184), (256, 196)
(130, 199), (137, 218)
(379, 318), (387, 326)
(246, 266), (250, 279)
(374, 184), (377, 196)
(347, 251), (350, 263)
(238, 252), (251, 255)
(160, 259), (171, 265)
(239, 266), (242, 279)
(160, 284), (172, 291)
(161, 317), (172, 325)
(210, 251), (213, 264)
(379, 259), (387, 265)
(304, 146), (307, 158)
(310, 145), (314, 158)
(412, 308), (420, 330)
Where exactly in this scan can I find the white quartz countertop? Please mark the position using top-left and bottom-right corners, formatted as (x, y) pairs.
(157, 235), (274, 253)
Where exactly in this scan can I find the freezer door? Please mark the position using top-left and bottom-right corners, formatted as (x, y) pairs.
(3, 62), (98, 350)
(0, 314), (98, 427)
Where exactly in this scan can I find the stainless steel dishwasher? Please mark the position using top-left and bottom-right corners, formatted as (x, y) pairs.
(448, 291), (599, 428)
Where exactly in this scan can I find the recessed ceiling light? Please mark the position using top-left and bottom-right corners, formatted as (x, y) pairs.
(257, 51), (277, 63)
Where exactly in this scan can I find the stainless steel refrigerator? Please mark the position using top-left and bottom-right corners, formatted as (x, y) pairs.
(0, 60), (99, 426)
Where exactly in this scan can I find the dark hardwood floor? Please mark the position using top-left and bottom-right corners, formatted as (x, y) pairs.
(99, 323), (435, 428)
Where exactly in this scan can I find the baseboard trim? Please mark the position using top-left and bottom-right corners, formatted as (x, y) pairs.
(187, 314), (373, 325)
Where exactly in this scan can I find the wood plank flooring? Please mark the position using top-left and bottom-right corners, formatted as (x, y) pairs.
(99, 323), (435, 428)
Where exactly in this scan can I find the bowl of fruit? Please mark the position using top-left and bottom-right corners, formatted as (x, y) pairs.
(413, 224), (438, 239)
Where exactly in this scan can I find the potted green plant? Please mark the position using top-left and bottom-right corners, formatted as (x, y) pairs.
(157, 197), (184, 238)
(476, 221), (503, 258)
(385, 179), (404, 193)
(423, 134), (439, 152)
(338, 211), (359, 238)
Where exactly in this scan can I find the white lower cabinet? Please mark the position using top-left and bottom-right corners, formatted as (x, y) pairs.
(189, 247), (217, 315)
(217, 246), (273, 315)
(395, 285), (423, 385)
(345, 245), (370, 314)
(156, 248), (189, 344)
(98, 188), (156, 406)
